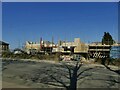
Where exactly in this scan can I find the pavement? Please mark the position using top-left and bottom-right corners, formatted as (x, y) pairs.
(1, 58), (120, 88)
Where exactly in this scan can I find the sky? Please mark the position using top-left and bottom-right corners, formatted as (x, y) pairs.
(2, 0), (120, 2)
(0, 2), (2, 41)
(2, 2), (118, 49)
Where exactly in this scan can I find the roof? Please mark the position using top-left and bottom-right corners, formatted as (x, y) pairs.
(0, 41), (9, 45)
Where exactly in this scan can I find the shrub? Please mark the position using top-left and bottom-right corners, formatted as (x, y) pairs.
(2, 51), (13, 58)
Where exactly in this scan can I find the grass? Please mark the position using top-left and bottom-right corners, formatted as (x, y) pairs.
(2, 51), (120, 66)
(1, 51), (60, 62)
(94, 58), (120, 66)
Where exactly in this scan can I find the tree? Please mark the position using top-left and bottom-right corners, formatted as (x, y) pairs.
(102, 32), (115, 45)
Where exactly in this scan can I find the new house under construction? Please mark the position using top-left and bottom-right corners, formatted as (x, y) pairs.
(24, 38), (120, 60)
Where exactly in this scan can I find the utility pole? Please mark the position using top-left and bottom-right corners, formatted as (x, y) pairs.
(51, 36), (54, 54)
(88, 44), (90, 60)
(40, 37), (42, 52)
(58, 37), (61, 60)
(65, 37), (67, 54)
(18, 39), (20, 49)
(96, 43), (97, 59)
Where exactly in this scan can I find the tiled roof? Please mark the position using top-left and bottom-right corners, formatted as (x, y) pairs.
(0, 41), (9, 45)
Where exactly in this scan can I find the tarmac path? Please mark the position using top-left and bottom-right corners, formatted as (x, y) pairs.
(1, 59), (120, 89)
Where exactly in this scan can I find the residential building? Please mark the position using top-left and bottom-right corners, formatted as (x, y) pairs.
(24, 40), (56, 54)
(88, 42), (111, 59)
(56, 38), (89, 59)
(0, 41), (9, 54)
(24, 38), (118, 60)
(60, 38), (88, 53)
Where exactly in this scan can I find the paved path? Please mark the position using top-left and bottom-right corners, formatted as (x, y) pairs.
(2, 59), (120, 88)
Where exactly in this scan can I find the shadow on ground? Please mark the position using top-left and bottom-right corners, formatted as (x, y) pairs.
(18, 61), (93, 90)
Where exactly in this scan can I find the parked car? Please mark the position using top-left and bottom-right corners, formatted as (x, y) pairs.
(13, 48), (24, 54)
(73, 54), (81, 61)
(60, 55), (72, 61)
